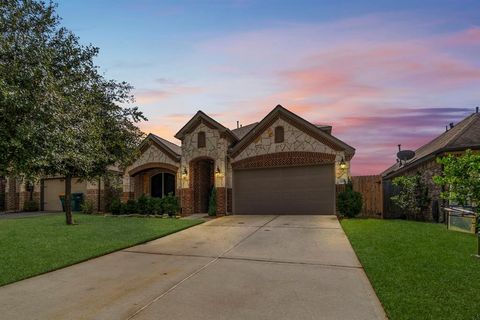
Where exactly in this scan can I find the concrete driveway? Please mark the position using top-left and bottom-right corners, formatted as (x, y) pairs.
(0, 215), (386, 320)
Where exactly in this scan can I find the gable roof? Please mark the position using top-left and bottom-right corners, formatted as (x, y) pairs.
(174, 110), (238, 142)
(150, 134), (182, 155)
(231, 122), (258, 139)
(382, 112), (480, 178)
(138, 133), (181, 162)
(230, 105), (355, 158)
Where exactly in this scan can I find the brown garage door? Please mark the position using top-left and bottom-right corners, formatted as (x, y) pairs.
(233, 164), (335, 215)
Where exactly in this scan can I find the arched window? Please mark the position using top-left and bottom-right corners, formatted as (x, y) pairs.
(274, 126), (284, 143)
(198, 131), (206, 148)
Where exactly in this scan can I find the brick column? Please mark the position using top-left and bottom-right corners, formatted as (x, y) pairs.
(180, 188), (193, 216)
(5, 177), (19, 211)
(216, 187), (226, 216)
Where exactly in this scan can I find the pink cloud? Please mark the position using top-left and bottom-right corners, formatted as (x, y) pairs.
(136, 16), (480, 176)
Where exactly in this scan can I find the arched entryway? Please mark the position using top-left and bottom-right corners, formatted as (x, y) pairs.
(128, 163), (178, 199)
(191, 158), (214, 213)
(151, 172), (176, 198)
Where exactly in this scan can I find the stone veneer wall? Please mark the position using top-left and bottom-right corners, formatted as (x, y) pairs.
(179, 122), (231, 215)
(232, 118), (349, 183)
(123, 143), (180, 203)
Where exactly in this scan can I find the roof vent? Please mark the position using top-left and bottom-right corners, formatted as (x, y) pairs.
(476, 106), (479, 113)
(449, 122), (454, 129)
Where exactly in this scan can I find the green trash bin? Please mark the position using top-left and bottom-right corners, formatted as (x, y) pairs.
(59, 193), (84, 212)
(72, 193), (84, 212)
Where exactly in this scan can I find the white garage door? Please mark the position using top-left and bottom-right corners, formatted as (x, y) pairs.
(42, 178), (87, 211)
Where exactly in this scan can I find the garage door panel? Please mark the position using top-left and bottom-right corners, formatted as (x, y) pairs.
(43, 178), (87, 211)
(233, 165), (334, 215)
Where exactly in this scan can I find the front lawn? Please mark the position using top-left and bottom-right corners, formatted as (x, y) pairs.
(341, 219), (480, 320)
(0, 214), (202, 286)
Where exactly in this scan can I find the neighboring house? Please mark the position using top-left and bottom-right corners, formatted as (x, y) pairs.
(1, 175), (117, 213)
(382, 109), (480, 221)
(123, 105), (355, 215)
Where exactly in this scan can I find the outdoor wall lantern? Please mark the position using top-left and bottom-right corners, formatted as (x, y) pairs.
(339, 157), (347, 170)
(215, 166), (223, 177)
(182, 167), (188, 179)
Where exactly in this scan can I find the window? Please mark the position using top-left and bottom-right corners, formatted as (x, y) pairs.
(197, 131), (206, 148)
(274, 126), (284, 143)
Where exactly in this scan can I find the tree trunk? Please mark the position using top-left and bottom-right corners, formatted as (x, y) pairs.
(65, 175), (74, 225)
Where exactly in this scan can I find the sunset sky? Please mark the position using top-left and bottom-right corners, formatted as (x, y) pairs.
(56, 0), (480, 175)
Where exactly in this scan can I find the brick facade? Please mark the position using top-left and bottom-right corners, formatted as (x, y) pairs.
(232, 151), (336, 170)
(180, 188), (193, 215)
(122, 106), (353, 216)
(0, 177), (5, 211)
(216, 187), (226, 216)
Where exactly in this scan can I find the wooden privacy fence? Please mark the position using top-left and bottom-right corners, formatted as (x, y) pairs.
(336, 175), (383, 218)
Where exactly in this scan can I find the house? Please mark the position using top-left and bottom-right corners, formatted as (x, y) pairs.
(382, 109), (480, 221)
(122, 105), (355, 215)
(1, 175), (117, 213)
(0, 105), (354, 215)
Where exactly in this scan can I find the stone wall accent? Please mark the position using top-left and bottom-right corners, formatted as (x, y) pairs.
(233, 118), (343, 161)
(178, 121), (231, 214)
(123, 143), (181, 203)
(231, 117), (349, 183)
(232, 152), (336, 170)
(180, 122), (229, 189)
(127, 143), (180, 173)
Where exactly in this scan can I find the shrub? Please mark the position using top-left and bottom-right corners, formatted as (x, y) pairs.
(391, 173), (429, 220)
(151, 197), (164, 215)
(337, 183), (362, 218)
(136, 194), (151, 215)
(23, 200), (39, 212)
(163, 193), (180, 217)
(104, 186), (122, 213)
(109, 198), (124, 215)
(125, 199), (138, 214)
(208, 187), (217, 216)
(80, 200), (95, 214)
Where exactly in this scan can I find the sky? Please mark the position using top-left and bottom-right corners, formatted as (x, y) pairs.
(56, 0), (480, 175)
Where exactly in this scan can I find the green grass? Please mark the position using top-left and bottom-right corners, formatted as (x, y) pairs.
(341, 219), (480, 320)
(0, 214), (202, 286)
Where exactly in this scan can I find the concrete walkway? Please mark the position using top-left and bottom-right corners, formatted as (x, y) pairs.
(0, 215), (386, 320)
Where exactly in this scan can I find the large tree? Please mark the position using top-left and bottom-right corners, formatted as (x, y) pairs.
(1, 0), (145, 224)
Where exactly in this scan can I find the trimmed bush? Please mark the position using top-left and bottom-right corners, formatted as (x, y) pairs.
(23, 200), (39, 212)
(337, 183), (363, 218)
(81, 200), (95, 215)
(125, 199), (138, 214)
(163, 193), (180, 217)
(109, 198), (124, 215)
(136, 194), (151, 215)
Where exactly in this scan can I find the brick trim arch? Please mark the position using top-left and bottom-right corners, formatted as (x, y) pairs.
(231, 152), (336, 170)
(128, 162), (178, 176)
